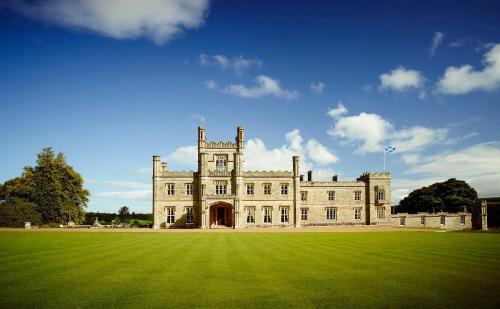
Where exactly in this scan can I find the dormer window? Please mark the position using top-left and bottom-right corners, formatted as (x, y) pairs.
(215, 155), (227, 172)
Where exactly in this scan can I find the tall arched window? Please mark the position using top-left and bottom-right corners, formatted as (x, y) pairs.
(216, 155), (227, 172)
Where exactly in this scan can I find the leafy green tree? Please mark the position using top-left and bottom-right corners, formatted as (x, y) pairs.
(0, 198), (42, 227)
(118, 206), (130, 219)
(1, 147), (90, 224)
(397, 178), (478, 213)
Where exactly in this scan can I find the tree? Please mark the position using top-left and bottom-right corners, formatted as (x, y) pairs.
(397, 178), (478, 214)
(118, 206), (130, 219)
(0, 198), (42, 227)
(1, 147), (90, 224)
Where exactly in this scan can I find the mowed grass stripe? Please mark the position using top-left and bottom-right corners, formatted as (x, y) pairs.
(0, 231), (499, 308)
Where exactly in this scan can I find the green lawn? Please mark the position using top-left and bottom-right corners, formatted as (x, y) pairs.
(1, 231), (499, 308)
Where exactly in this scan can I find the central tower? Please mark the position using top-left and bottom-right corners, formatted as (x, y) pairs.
(197, 126), (244, 228)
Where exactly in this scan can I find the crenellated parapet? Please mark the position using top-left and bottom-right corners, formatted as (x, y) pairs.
(301, 180), (366, 187)
(243, 171), (293, 177)
(163, 171), (196, 178)
(206, 141), (238, 149)
(357, 171), (391, 181)
(209, 170), (232, 177)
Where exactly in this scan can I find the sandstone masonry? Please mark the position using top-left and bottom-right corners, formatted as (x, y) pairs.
(152, 126), (392, 229)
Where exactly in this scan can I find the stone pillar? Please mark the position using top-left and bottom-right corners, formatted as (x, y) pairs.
(293, 156), (300, 228)
(481, 201), (488, 231)
(152, 155), (161, 229)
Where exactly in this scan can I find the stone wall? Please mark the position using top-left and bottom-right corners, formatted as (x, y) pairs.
(390, 212), (472, 230)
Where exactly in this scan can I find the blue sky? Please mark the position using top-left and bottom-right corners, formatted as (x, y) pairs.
(1, 0), (500, 213)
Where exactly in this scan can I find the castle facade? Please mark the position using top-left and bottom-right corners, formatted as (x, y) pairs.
(153, 126), (391, 229)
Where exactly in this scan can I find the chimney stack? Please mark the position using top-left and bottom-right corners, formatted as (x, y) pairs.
(332, 175), (338, 182)
(307, 170), (312, 182)
(300, 175), (304, 182)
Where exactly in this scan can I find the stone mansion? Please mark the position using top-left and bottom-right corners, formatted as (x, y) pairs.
(152, 126), (391, 229)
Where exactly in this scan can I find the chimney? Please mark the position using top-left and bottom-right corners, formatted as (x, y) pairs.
(300, 175), (304, 182)
(332, 175), (338, 182)
(307, 171), (312, 182)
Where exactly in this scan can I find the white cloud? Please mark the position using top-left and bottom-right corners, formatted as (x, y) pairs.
(401, 154), (420, 165)
(436, 43), (500, 94)
(310, 81), (326, 93)
(165, 129), (338, 180)
(328, 105), (393, 154)
(222, 75), (299, 100)
(99, 190), (151, 200)
(166, 145), (197, 166)
(6, 0), (211, 45)
(244, 129), (337, 179)
(88, 180), (150, 189)
(379, 66), (426, 92)
(327, 103), (348, 119)
(327, 103), (448, 154)
(191, 113), (206, 123)
(205, 79), (217, 90)
(429, 31), (444, 57)
(402, 142), (500, 198)
(199, 54), (262, 72)
(133, 166), (151, 176)
(306, 139), (338, 165)
(391, 126), (448, 152)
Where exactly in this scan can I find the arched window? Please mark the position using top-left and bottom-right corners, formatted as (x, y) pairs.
(215, 155), (227, 172)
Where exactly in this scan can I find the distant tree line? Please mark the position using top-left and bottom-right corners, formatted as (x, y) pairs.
(396, 178), (479, 214)
(0, 148), (89, 227)
(85, 211), (152, 225)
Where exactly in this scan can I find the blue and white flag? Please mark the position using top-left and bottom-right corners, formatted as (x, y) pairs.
(384, 146), (396, 153)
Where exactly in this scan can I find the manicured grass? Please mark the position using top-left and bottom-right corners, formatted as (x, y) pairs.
(0, 231), (499, 308)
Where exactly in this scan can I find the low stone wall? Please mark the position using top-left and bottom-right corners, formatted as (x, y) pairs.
(390, 212), (472, 230)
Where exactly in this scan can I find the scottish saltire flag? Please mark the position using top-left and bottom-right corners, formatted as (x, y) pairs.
(384, 146), (396, 153)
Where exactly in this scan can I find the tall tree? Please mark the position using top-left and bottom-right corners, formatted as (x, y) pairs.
(1, 147), (90, 224)
(397, 178), (478, 214)
(118, 206), (130, 219)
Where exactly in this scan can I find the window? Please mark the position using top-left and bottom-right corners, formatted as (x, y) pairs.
(166, 183), (175, 195)
(460, 215), (465, 225)
(421, 216), (426, 225)
(215, 181), (227, 195)
(301, 191), (308, 201)
(440, 215), (446, 225)
(354, 207), (362, 220)
(400, 216), (405, 226)
(328, 191), (335, 201)
(326, 207), (337, 221)
(166, 207), (175, 224)
(185, 207), (194, 225)
(376, 207), (385, 219)
(215, 155), (227, 172)
(354, 190), (361, 201)
(186, 183), (193, 195)
(263, 207), (272, 224)
(376, 189), (385, 202)
(280, 206), (289, 223)
(263, 183), (272, 195)
(300, 208), (308, 221)
(246, 183), (254, 195)
(245, 206), (255, 224)
(281, 184), (288, 195)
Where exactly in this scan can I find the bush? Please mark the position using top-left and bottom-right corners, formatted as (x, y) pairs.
(0, 198), (42, 227)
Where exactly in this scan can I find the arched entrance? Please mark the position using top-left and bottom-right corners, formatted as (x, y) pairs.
(210, 202), (232, 228)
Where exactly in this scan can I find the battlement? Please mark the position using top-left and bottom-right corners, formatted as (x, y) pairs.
(243, 171), (293, 177)
(357, 171), (391, 181)
(205, 141), (238, 148)
(163, 171), (196, 177)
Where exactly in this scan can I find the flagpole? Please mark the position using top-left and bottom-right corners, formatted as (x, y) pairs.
(383, 150), (386, 172)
